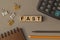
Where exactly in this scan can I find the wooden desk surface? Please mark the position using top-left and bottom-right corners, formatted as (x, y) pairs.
(0, 0), (60, 40)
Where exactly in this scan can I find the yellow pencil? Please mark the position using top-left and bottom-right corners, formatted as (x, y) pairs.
(28, 35), (60, 39)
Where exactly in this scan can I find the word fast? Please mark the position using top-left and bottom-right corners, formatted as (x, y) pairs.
(20, 16), (42, 22)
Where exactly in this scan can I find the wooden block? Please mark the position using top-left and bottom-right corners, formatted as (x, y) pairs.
(13, 4), (20, 11)
(20, 16), (43, 22)
(37, 16), (42, 22)
(8, 19), (14, 26)
(25, 16), (31, 21)
(20, 16), (26, 21)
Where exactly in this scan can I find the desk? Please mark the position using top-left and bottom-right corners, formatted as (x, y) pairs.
(0, 0), (60, 40)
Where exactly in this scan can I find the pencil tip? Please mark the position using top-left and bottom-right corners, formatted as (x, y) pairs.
(28, 36), (31, 38)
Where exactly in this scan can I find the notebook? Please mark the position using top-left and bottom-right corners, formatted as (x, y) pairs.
(0, 27), (26, 40)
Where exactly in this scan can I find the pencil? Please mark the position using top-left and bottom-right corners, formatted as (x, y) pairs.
(28, 35), (60, 39)
(32, 31), (60, 33)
